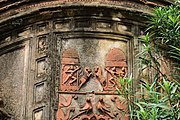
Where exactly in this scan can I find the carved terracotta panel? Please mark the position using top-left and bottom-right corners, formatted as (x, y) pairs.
(57, 95), (75, 120)
(58, 47), (128, 120)
(60, 48), (93, 91)
(60, 48), (81, 91)
(57, 94), (129, 120)
(104, 48), (127, 91)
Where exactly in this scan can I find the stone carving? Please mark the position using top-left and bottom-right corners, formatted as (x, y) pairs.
(38, 36), (48, 54)
(104, 48), (127, 91)
(61, 48), (81, 91)
(57, 95), (75, 120)
(37, 59), (47, 78)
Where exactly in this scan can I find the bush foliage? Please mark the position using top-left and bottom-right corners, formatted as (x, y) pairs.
(117, 2), (180, 120)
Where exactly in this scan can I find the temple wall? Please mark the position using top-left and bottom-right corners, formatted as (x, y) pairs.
(0, 1), (171, 120)
(0, 48), (25, 119)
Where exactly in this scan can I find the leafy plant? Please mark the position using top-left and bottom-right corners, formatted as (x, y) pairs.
(148, 2), (180, 49)
(117, 2), (180, 120)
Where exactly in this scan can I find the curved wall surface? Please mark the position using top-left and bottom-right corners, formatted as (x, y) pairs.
(0, 0), (171, 120)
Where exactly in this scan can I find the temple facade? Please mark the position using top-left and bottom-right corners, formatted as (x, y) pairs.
(0, 0), (173, 120)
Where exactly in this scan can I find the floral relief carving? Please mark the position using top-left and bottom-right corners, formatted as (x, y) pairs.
(57, 95), (75, 120)
(57, 95), (129, 120)
(71, 96), (128, 120)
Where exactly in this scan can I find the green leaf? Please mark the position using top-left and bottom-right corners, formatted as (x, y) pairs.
(171, 85), (178, 94)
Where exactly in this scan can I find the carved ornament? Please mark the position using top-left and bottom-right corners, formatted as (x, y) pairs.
(58, 48), (128, 119)
(61, 48), (93, 91)
(57, 95), (75, 120)
(61, 48), (81, 91)
(104, 48), (127, 91)
(60, 48), (127, 92)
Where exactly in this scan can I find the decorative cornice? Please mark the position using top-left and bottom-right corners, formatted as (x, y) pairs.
(0, 0), (173, 31)
(0, 0), (172, 22)
(0, 0), (173, 44)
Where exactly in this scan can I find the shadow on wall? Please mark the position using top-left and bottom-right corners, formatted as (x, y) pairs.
(0, 95), (11, 120)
